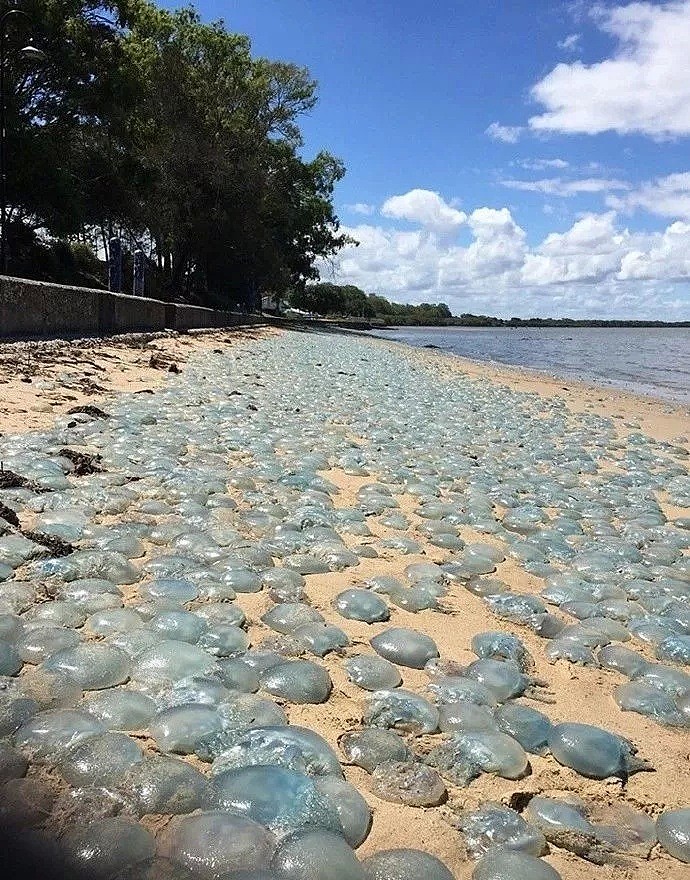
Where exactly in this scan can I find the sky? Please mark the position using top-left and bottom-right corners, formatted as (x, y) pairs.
(168, 0), (690, 319)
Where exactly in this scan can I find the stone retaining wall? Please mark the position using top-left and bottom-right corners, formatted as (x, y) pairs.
(0, 276), (258, 340)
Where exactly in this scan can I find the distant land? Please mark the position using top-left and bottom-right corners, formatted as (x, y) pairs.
(284, 282), (690, 328)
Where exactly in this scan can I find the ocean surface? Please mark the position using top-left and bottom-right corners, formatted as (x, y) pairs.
(371, 326), (690, 404)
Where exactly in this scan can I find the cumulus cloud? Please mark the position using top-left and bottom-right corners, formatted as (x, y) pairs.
(501, 177), (630, 197)
(319, 188), (690, 319)
(530, 1), (690, 137)
(485, 122), (523, 143)
(607, 171), (690, 218)
(345, 202), (376, 216)
(381, 189), (466, 233)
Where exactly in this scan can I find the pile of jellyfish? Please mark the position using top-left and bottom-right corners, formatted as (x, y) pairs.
(0, 331), (687, 879)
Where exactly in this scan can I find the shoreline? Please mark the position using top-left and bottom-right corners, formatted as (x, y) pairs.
(368, 335), (689, 445)
(370, 326), (690, 410)
(1, 326), (687, 443)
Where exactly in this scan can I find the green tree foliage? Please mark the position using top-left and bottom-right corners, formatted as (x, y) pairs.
(290, 283), (453, 325)
(4, 1), (350, 303)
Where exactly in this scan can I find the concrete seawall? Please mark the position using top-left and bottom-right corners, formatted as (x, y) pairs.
(0, 276), (259, 340)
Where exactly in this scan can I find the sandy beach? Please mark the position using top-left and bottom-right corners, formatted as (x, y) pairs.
(0, 326), (688, 879)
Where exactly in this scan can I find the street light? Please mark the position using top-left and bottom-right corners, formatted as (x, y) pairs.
(0, 8), (44, 274)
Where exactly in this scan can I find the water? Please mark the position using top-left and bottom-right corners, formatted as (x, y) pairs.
(371, 327), (690, 404)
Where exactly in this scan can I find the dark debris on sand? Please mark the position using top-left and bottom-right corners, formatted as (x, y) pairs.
(21, 530), (74, 557)
(58, 448), (104, 476)
(65, 405), (110, 419)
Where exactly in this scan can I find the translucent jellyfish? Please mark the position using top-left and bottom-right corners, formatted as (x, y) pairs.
(260, 660), (332, 704)
(58, 731), (143, 786)
(206, 725), (343, 777)
(213, 695), (288, 734)
(149, 610), (208, 643)
(195, 602), (247, 629)
(656, 808), (690, 863)
(425, 732), (529, 785)
(438, 702), (497, 734)
(119, 755), (209, 815)
(61, 817), (156, 879)
(198, 624), (249, 658)
(0, 777), (55, 827)
(150, 704), (224, 754)
(131, 641), (218, 686)
(160, 675), (233, 709)
(0, 695), (38, 741)
(86, 608), (144, 637)
(261, 603), (325, 635)
(635, 664), (690, 698)
(427, 676), (497, 708)
(524, 796), (614, 863)
(262, 568), (306, 603)
(270, 828), (364, 880)
(210, 765), (342, 836)
(656, 635), (690, 666)
(335, 589), (390, 623)
(294, 623), (350, 657)
(363, 688), (439, 733)
(0, 742), (28, 783)
(218, 658), (260, 693)
(42, 643), (130, 690)
(495, 704), (553, 754)
(464, 659), (531, 702)
(525, 796), (596, 836)
(545, 639), (598, 666)
(614, 681), (689, 726)
(472, 850), (562, 880)
(471, 631), (534, 671)
(344, 655), (402, 691)
(370, 760), (446, 806)
(370, 628), (439, 669)
(313, 777), (371, 848)
(283, 555), (330, 575)
(597, 645), (649, 678)
(459, 803), (546, 859)
(339, 728), (411, 773)
(159, 812), (276, 879)
(17, 667), (82, 710)
(547, 722), (652, 780)
(0, 639), (22, 675)
(484, 593), (547, 625)
(15, 709), (106, 759)
(361, 849), (455, 880)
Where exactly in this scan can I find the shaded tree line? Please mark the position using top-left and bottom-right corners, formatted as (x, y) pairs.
(6, 0), (350, 304)
(289, 283), (453, 325)
(288, 284), (690, 327)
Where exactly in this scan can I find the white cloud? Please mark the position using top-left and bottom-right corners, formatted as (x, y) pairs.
(530, 1), (690, 137)
(381, 189), (466, 233)
(345, 202), (375, 216)
(519, 158), (570, 171)
(501, 177), (630, 197)
(318, 188), (690, 319)
(557, 33), (581, 52)
(607, 171), (690, 218)
(485, 122), (523, 143)
(618, 221), (690, 279)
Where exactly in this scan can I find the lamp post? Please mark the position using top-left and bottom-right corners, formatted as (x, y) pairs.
(0, 8), (44, 274)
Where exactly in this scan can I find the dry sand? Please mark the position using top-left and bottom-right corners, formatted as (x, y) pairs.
(1, 327), (689, 879)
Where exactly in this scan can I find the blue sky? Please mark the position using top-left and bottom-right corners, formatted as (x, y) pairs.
(168, 0), (690, 319)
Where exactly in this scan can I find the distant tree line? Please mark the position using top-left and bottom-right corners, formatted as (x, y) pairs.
(289, 283), (453, 325)
(288, 283), (690, 328)
(6, 1), (351, 305)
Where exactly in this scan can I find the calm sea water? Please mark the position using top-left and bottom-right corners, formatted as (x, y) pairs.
(371, 327), (690, 404)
